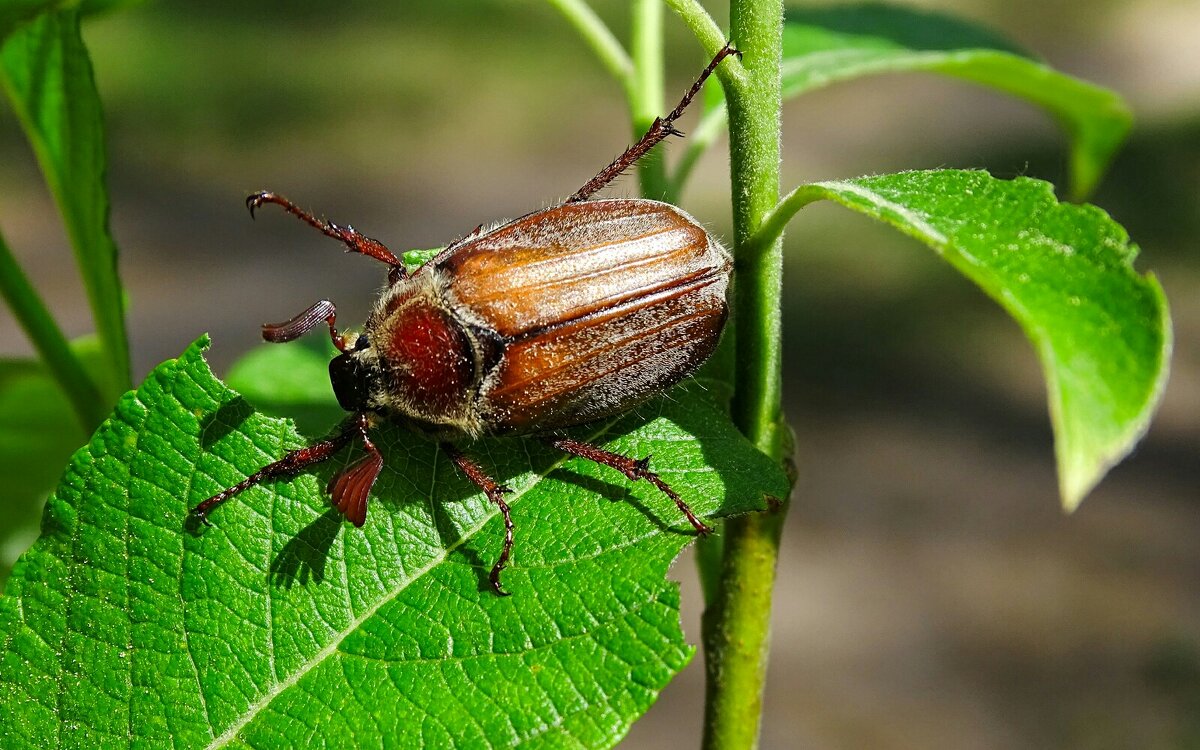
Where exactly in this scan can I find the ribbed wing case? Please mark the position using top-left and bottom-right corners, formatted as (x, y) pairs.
(435, 199), (731, 435)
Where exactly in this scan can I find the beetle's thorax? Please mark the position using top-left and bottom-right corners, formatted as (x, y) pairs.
(358, 270), (486, 438)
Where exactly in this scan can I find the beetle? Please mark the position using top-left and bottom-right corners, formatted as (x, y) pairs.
(191, 44), (739, 595)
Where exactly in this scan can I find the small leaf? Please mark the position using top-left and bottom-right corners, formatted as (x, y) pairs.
(402, 246), (443, 272)
(782, 4), (1132, 197)
(1, 9), (131, 396)
(0, 0), (55, 44)
(224, 341), (343, 438)
(0, 338), (785, 747)
(0, 340), (106, 587)
(768, 169), (1169, 510)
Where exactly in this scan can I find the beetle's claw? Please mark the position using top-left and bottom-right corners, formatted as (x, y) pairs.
(489, 567), (511, 597)
(188, 507), (214, 529)
(246, 191), (272, 218)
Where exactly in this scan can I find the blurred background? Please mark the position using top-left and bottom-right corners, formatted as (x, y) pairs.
(1, 1), (1196, 747)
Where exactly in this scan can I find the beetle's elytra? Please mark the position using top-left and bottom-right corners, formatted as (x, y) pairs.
(192, 44), (739, 595)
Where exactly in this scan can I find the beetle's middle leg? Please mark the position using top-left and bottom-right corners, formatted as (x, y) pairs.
(245, 191), (407, 281)
(550, 437), (713, 535)
(568, 42), (740, 203)
(443, 445), (515, 597)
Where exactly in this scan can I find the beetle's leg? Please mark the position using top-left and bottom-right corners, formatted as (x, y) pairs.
(550, 437), (713, 535)
(443, 445), (515, 597)
(261, 298), (355, 352)
(568, 43), (740, 203)
(190, 412), (370, 525)
(246, 191), (407, 280)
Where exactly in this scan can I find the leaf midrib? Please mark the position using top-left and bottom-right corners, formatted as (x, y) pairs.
(203, 426), (611, 748)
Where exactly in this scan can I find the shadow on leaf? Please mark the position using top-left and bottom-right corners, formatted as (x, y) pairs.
(199, 396), (254, 450)
(269, 508), (343, 588)
(550, 466), (680, 536)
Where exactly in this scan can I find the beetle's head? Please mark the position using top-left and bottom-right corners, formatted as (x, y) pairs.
(329, 334), (374, 413)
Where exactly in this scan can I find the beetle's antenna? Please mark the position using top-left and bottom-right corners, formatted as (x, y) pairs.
(328, 429), (384, 527)
(567, 43), (740, 203)
(261, 298), (354, 352)
(190, 413), (371, 526)
(246, 191), (408, 279)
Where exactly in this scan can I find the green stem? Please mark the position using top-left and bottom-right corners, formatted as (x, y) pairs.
(746, 183), (823, 261)
(630, 0), (668, 199)
(666, 98), (727, 203)
(665, 0), (746, 81)
(700, 0), (787, 748)
(660, 0), (747, 205)
(544, 0), (634, 97)
(0, 230), (105, 431)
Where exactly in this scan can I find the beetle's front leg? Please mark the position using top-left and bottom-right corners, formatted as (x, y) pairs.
(443, 445), (515, 596)
(190, 413), (369, 525)
(246, 191), (407, 280)
(550, 437), (713, 535)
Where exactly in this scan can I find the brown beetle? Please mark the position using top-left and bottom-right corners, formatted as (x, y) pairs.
(192, 45), (738, 594)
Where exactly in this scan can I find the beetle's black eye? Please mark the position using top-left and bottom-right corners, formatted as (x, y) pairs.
(355, 334), (370, 351)
(330, 352), (372, 412)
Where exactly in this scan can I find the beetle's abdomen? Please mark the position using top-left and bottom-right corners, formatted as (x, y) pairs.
(438, 199), (730, 435)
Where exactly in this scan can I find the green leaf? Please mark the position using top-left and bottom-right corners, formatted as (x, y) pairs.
(0, 0), (57, 43)
(760, 169), (1169, 510)
(782, 3), (1132, 198)
(224, 341), (343, 439)
(0, 338), (785, 747)
(0, 339), (105, 588)
(1, 8), (130, 398)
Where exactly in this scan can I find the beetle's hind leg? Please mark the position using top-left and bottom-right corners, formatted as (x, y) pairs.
(567, 42), (740, 203)
(245, 191), (407, 280)
(443, 445), (515, 597)
(550, 437), (713, 535)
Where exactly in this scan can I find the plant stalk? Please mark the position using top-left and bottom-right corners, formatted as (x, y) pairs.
(0, 231), (105, 430)
(544, 0), (634, 95)
(631, 0), (669, 199)
(701, 0), (787, 748)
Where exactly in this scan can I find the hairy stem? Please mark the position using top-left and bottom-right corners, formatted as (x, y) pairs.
(700, 0), (788, 748)
(631, 0), (668, 199)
